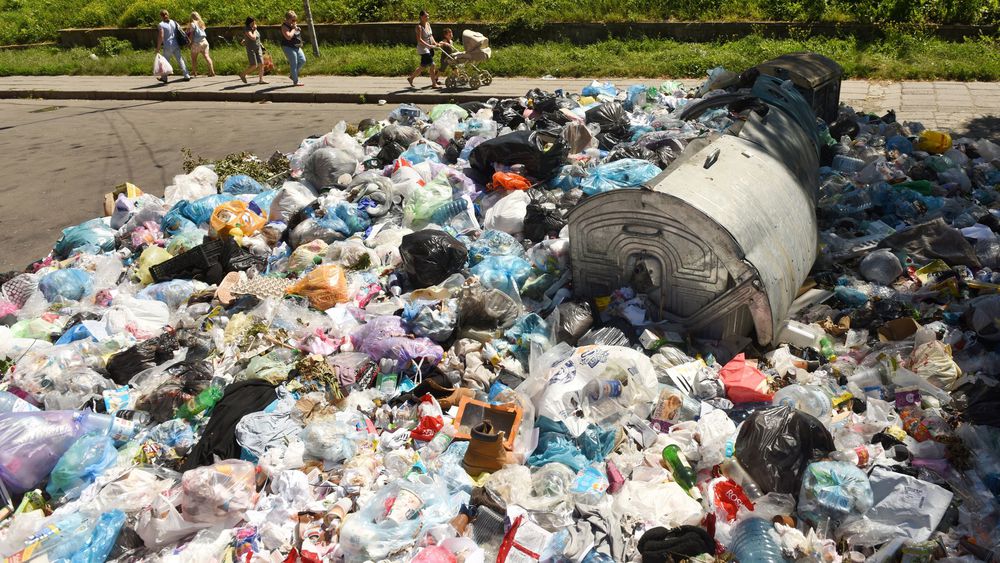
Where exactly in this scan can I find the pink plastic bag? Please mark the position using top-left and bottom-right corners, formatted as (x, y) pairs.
(719, 353), (773, 404)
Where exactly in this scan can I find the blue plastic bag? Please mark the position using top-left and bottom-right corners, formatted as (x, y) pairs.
(55, 323), (95, 345)
(53, 218), (116, 259)
(313, 202), (372, 239)
(71, 510), (126, 563)
(138, 279), (199, 309)
(528, 416), (615, 472)
(549, 165), (586, 191)
(161, 194), (236, 235)
(582, 81), (618, 98)
(38, 269), (94, 302)
(470, 255), (532, 296)
(45, 432), (119, 501)
(467, 230), (526, 266)
(400, 143), (442, 165)
(581, 159), (661, 196)
(222, 174), (266, 195)
(505, 313), (550, 362)
(251, 189), (278, 216)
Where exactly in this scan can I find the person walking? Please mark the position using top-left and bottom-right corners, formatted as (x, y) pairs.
(280, 10), (306, 86)
(239, 17), (267, 85)
(187, 12), (215, 77)
(155, 9), (189, 83)
(407, 10), (439, 89)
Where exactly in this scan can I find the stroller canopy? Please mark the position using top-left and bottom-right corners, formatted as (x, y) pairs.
(457, 30), (491, 62)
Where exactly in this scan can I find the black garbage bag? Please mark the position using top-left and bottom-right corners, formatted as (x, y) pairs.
(556, 301), (594, 345)
(400, 230), (468, 288)
(376, 141), (406, 165)
(493, 99), (526, 128)
(877, 218), (981, 268)
(526, 88), (558, 113)
(585, 102), (630, 150)
(182, 379), (278, 470)
(606, 143), (660, 166)
(638, 526), (715, 562)
(459, 101), (491, 114)
(457, 283), (519, 333)
(955, 380), (1000, 426)
(444, 137), (467, 165)
(106, 330), (180, 385)
(523, 196), (566, 243)
(734, 405), (835, 495)
(469, 130), (568, 180)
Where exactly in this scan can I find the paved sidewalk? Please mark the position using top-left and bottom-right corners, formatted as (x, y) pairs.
(0, 75), (997, 138)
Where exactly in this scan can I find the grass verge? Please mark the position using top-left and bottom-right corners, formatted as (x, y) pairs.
(1, 33), (999, 81)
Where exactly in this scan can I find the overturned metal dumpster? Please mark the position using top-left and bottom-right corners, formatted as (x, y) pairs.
(569, 62), (839, 345)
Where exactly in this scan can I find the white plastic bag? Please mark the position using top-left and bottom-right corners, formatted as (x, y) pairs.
(153, 53), (173, 76)
(484, 190), (530, 235)
(164, 166), (219, 207)
(612, 480), (703, 529)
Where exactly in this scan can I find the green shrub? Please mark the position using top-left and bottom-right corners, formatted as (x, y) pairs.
(95, 35), (130, 55)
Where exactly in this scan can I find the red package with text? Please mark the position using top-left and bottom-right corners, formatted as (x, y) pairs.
(409, 394), (445, 442)
(707, 476), (754, 521)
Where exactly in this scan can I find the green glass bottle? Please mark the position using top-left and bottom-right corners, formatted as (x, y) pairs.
(661, 444), (702, 500)
(175, 386), (224, 419)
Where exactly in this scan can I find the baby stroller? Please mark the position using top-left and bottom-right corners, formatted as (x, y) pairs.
(441, 30), (493, 90)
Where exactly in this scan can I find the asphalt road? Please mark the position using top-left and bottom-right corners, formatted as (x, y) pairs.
(0, 99), (386, 271)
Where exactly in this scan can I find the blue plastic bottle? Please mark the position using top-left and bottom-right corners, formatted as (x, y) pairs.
(728, 517), (787, 563)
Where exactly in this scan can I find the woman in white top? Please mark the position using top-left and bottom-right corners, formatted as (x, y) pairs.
(406, 10), (439, 89)
(187, 12), (215, 77)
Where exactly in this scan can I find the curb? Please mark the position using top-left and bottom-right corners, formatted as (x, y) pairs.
(0, 87), (498, 105)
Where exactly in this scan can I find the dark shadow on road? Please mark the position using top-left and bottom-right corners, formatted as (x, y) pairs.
(0, 100), (163, 130)
(221, 83), (259, 90)
(133, 81), (170, 90)
(954, 114), (1000, 142)
(256, 84), (295, 94)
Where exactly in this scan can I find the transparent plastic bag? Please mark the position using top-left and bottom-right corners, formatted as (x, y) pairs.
(53, 218), (117, 259)
(38, 268), (94, 302)
(180, 459), (257, 524)
(580, 159), (661, 196)
(45, 431), (119, 501)
(285, 264), (349, 311)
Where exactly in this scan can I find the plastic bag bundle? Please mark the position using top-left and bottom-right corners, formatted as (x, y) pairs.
(286, 264), (349, 311)
(290, 202), (371, 247)
(180, 459), (257, 524)
(580, 159), (661, 196)
(797, 461), (874, 528)
(471, 255), (532, 297)
(468, 230), (527, 266)
(38, 268), (93, 302)
(53, 218), (117, 259)
(304, 147), (359, 190)
(400, 230), (468, 288)
(45, 432), (119, 501)
(221, 174), (266, 195)
(348, 171), (396, 217)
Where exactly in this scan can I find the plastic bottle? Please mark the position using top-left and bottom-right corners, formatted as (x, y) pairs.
(175, 386), (224, 419)
(771, 385), (832, 424)
(0, 391), (39, 413)
(728, 517), (787, 563)
(113, 409), (152, 426)
(430, 198), (469, 225)
(830, 444), (885, 468)
(832, 155), (865, 173)
(720, 458), (763, 500)
(420, 424), (456, 466)
(661, 444), (702, 500)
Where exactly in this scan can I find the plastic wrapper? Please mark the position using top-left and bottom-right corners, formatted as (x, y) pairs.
(285, 264), (349, 311)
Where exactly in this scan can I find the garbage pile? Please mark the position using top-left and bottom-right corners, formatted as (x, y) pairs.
(1, 60), (1000, 563)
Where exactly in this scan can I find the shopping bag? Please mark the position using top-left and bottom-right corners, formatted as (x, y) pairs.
(153, 53), (173, 76)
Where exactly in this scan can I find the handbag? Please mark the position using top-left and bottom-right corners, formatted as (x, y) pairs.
(172, 21), (189, 47)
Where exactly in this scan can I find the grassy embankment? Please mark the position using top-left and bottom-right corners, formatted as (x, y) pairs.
(2, 32), (999, 81)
